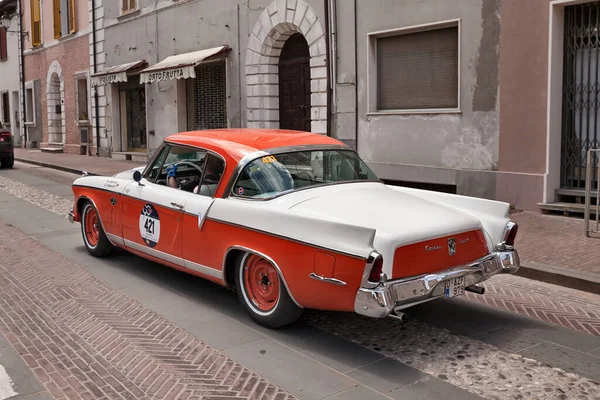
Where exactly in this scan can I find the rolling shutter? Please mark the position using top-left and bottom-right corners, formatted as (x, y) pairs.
(377, 26), (459, 110)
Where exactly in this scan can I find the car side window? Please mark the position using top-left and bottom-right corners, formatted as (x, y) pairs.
(196, 153), (225, 198)
(145, 145), (171, 182)
(158, 145), (207, 191)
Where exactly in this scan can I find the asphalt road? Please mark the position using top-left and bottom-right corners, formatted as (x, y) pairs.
(0, 161), (599, 400)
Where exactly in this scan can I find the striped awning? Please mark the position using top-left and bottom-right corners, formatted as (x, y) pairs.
(139, 46), (230, 84)
(90, 60), (148, 86)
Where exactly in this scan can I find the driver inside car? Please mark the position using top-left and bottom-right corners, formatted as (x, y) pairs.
(166, 155), (224, 195)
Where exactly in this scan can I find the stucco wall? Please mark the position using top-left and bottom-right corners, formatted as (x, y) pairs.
(101, 0), (326, 152)
(354, 0), (502, 200)
(24, 35), (92, 154)
(496, 0), (549, 210)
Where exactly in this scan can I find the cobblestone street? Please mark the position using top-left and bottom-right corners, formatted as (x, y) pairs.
(0, 223), (295, 400)
(0, 162), (599, 400)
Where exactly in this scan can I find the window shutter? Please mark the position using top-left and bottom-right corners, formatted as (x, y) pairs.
(53, 0), (61, 39)
(0, 28), (7, 61)
(122, 0), (128, 12)
(31, 0), (41, 46)
(69, 0), (77, 33)
(377, 26), (459, 110)
(130, 0), (137, 11)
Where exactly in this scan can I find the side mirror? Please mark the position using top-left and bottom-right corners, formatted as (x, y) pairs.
(133, 170), (143, 185)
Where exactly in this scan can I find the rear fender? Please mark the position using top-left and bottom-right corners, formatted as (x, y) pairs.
(386, 185), (512, 246)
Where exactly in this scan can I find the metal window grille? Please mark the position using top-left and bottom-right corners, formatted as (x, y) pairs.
(561, 2), (600, 189)
(186, 62), (227, 130)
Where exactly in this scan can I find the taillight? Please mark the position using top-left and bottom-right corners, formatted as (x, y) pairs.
(368, 256), (383, 282)
(0, 133), (11, 142)
(504, 222), (518, 246)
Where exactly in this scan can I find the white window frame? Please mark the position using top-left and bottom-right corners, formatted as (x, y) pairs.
(24, 80), (36, 126)
(367, 18), (462, 116)
(74, 71), (90, 122)
(121, 0), (139, 15)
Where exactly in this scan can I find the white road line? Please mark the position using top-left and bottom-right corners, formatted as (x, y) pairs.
(0, 363), (17, 400)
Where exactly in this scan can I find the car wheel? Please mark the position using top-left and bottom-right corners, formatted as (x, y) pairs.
(1, 156), (14, 168)
(235, 252), (303, 328)
(80, 201), (114, 257)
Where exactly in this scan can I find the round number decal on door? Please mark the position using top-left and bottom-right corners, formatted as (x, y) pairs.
(139, 203), (160, 247)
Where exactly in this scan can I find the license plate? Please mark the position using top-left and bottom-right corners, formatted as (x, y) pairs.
(445, 276), (466, 298)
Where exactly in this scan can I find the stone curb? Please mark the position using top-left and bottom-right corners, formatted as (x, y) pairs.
(14, 156), (100, 176)
(516, 261), (600, 295)
(13, 156), (600, 296)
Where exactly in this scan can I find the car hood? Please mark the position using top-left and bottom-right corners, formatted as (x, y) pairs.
(286, 183), (487, 248)
(112, 166), (146, 179)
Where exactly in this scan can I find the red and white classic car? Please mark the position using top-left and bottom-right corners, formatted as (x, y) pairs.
(69, 129), (520, 328)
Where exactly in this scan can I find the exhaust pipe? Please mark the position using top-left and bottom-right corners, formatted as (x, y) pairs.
(465, 285), (485, 295)
(390, 308), (409, 322)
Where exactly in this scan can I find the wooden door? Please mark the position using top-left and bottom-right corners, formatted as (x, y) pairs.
(279, 33), (312, 132)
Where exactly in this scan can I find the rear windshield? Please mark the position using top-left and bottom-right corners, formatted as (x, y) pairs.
(232, 149), (380, 199)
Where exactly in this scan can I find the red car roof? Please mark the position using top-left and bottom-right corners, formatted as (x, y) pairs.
(165, 128), (347, 162)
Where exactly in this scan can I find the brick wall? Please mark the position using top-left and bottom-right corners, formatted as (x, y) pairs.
(187, 62), (228, 130)
(24, 35), (90, 154)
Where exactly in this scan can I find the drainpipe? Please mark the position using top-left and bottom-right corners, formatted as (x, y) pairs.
(353, 0), (358, 152)
(18, 0), (27, 147)
(91, 0), (100, 156)
(324, 0), (331, 137)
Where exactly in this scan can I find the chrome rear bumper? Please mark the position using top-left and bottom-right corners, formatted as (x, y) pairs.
(354, 249), (520, 318)
(68, 211), (74, 223)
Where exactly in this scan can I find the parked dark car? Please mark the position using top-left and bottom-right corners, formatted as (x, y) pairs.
(0, 122), (14, 168)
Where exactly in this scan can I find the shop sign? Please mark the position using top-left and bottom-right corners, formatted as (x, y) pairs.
(144, 68), (185, 83)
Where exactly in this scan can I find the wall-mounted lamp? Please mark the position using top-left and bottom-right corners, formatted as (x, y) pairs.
(0, 13), (12, 30)
(1, 12), (27, 36)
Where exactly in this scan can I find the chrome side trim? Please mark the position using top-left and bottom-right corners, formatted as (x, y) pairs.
(103, 235), (223, 279)
(354, 249), (520, 319)
(123, 239), (185, 267)
(222, 245), (302, 308)
(183, 260), (223, 279)
(106, 233), (125, 247)
(309, 273), (347, 286)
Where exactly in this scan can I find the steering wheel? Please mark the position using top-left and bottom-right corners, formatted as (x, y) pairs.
(165, 160), (204, 190)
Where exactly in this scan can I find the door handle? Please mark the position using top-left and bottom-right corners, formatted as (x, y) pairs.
(171, 202), (184, 210)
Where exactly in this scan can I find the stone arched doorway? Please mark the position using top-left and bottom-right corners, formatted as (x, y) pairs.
(279, 33), (311, 131)
(246, 0), (327, 134)
(46, 61), (66, 144)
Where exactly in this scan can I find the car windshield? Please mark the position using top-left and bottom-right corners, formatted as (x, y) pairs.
(232, 149), (380, 199)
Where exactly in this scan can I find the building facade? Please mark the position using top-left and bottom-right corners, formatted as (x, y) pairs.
(496, 0), (600, 212)
(21, 0), (91, 154)
(90, 0), (508, 205)
(0, 0), (23, 146)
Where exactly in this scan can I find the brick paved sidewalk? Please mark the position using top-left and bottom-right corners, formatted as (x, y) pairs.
(511, 211), (600, 277)
(0, 221), (294, 400)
